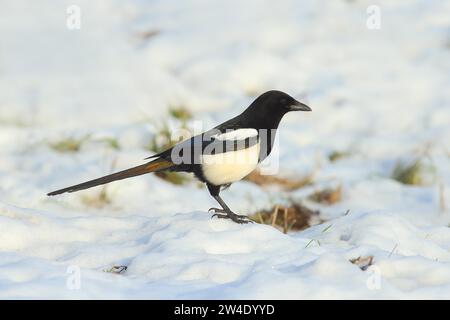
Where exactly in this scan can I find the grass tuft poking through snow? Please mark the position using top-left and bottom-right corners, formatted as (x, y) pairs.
(49, 134), (91, 153)
(251, 201), (323, 233)
(146, 107), (193, 185)
(391, 159), (436, 186)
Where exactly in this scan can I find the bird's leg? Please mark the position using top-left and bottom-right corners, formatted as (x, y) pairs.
(206, 183), (252, 224)
(210, 194), (253, 224)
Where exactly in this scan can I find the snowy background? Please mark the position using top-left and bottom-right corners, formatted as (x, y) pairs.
(1, 0), (450, 299)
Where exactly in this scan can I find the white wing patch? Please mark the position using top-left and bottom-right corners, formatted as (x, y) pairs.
(213, 128), (258, 141)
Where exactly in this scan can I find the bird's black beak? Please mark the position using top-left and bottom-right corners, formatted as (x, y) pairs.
(289, 101), (311, 112)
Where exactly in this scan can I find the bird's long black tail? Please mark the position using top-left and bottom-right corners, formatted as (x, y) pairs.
(47, 158), (174, 196)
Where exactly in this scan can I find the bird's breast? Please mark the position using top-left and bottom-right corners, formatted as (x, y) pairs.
(201, 142), (260, 186)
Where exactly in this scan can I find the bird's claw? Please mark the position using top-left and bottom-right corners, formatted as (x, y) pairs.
(211, 212), (228, 219)
(210, 210), (254, 224)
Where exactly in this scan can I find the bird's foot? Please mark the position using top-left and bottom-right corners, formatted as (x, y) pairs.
(208, 208), (254, 224)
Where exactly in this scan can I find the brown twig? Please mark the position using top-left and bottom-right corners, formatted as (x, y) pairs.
(440, 182), (446, 213)
(283, 207), (288, 234)
(271, 205), (279, 227)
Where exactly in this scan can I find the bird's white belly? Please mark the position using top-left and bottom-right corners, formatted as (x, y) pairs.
(201, 143), (260, 185)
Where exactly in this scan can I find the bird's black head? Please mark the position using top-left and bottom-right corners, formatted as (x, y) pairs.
(242, 90), (311, 129)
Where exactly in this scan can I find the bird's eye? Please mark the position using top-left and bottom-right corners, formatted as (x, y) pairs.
(280, 98), (287, 104)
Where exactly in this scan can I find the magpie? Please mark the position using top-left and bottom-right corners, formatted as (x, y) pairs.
(47, 90), (311, 224)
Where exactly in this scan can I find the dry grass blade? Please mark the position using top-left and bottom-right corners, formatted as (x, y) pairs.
(271, 205), (279, 227)
(283, 208), (288, 234)
(309, 185), (342, 205)
(81, 186), (111, 209)
(134, 29), (161, 41)
(305, 239), (321, 248)
(439, 182), (446, 213)
(251, 201), (323, 233)
(244, 169), (313, 191)
(257, 212), (264, 224)
(50, 134), (91, 153)
(81, 158), (117, 209)
(388, 244), (398, 258)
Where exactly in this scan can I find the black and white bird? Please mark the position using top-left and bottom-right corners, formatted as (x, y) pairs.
(48, 90), (311, 223)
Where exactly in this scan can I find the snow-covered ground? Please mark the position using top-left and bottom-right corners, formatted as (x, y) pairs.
(1, 0), (450, 299)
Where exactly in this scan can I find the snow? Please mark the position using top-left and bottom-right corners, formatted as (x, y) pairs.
(1, 0), (450, 299)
